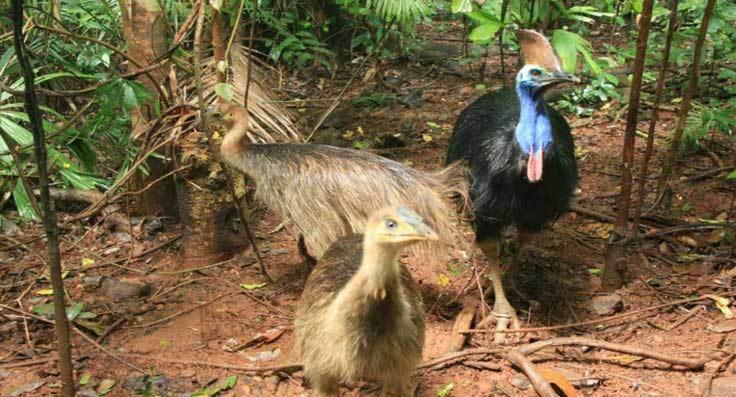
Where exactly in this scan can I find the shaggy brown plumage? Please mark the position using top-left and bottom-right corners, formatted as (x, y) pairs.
(296, 207), (433, 397)
(217, 103), (467, 264)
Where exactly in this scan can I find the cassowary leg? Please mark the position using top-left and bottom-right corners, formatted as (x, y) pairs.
(479, 239), (520, 344)
(297, 235), (317, 270)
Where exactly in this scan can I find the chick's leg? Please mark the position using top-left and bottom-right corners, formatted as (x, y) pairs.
(479, 239), (520, 344)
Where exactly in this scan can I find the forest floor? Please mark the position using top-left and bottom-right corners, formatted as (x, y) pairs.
(2, 24), (736, 397)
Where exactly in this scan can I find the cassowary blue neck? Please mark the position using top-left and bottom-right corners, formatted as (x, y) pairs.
(515, 84), (552, 156)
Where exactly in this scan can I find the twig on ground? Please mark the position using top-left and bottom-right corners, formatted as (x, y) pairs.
(464, 294), (721, 335)
(0, 303), (145, 373)
(96, 317), (127, 344)
(416, 348), (504, 371)
(120, 354), (302, 374)
(506, 350), (558, 397)
(667, 305), (703, 331)
(0, 356), (59, 370)
(699, 352), (735, 397)
(128, 292), (233, 329)
(516, 336), (705, 369)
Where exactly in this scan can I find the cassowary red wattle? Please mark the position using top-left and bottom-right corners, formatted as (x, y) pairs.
(446, 30), (579, 343)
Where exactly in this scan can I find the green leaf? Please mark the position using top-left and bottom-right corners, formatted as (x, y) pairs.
(214, 83), (235, 103)
(727, 169), (736, 180)
(451, 0), (472, 14)
(240, 282), (267, 290)
(469, 21), (501, 42)
(13, 182), (39, 221)
(79, 373), (91, 386)
(552, 30), (578, 73)
(192, 375), (238, 396)
(33, 303), (55, 318)
(67, 302), (84, 321)
(97, 379), (115, 395)
(75, 319), (105, 335)
(437, 382), (454, 397)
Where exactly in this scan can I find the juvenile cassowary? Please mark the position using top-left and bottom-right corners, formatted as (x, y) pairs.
(447, 30), (579, 342)
(296, 206), (434, 397)
(215, 104), (466, 266)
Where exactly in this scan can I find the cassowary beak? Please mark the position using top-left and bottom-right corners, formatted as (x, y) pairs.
(540, 70), (580, 87)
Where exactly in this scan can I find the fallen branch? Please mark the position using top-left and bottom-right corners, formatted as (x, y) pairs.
(416, 348), (503, 370)
(516, 336), (705, 369)
(120, 354), (302, 374)
(506, 350), (558, 397)
(463, 294), (719, 334)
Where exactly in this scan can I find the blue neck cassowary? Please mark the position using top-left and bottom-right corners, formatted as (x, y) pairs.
(447, 30), (579, 343)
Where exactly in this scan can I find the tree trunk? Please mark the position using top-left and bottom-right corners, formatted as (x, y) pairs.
(178, 3), (249, 266)
(656, 0), (717, 198)
(602, 0), (654, 291)
(631, 0), (679, 234)
(12, 1), (74, 394)
(120, 0), (178, 219)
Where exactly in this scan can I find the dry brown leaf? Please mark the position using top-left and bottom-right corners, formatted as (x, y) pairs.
(537, 367), (577, 397)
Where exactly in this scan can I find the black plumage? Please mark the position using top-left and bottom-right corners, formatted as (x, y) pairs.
(447, 86), (578, 241)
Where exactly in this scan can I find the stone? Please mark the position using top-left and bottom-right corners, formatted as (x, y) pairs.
(101, 277), (151, 301)
(511, 374), (531, 390)
(590, 293), (623, 316)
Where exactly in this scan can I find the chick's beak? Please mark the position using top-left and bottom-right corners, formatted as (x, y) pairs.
(414, 221), (439, 242)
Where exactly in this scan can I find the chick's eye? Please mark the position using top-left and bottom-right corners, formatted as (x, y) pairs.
(386, 219), (397, 229)
(530, 69), (541, 77)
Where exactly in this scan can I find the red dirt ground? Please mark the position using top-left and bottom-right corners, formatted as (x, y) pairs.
(1, 24), (735, 397)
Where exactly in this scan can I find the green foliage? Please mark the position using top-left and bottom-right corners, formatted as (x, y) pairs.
(453, 1), (611, 75)
(682, 99), (736, 149)
(337, 0), (432, 22)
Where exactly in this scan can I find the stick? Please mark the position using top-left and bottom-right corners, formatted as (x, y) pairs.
(506, 350), (558, 397)
(127, 292), (233, 329)
(516, 336), (705, 369)
(416, 348), (503, 370)
(0, 303), (145, 374)
(11, 2), (75, 394)
(463, 294), (718, 334)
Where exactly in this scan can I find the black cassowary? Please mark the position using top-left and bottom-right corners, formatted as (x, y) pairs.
(447, 30), (579, 342)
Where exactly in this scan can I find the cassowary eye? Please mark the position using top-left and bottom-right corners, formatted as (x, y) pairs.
(530, 69), (542, 78)
(386, 219), (397, 229)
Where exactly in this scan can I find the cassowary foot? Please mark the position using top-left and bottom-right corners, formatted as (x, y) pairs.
(490, 297), (521, 344)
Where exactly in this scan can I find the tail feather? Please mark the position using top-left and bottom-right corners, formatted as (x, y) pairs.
(223, 143), (470, 265)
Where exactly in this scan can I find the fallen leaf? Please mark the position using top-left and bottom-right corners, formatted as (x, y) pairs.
(605, 354), (642, 365)
(36, 289), (54, 295)
(8, 381), (46, 397)
(708, 319), (736, 333)
(437, 274), (450, 287)
(79, 373), (91, 386)
(82, 258), (95, 267)
(240, 282), (267, 290)
(230, 327), (288, 351)
(97, 379), (115, 395)
(537, 368), (577, 397)
(436, 382), (454, 397)
(706, 295), (734, 319)
(422, 133), (433, 142)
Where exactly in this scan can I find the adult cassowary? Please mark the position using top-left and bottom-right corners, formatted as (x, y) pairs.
(447, 30), (579, 342)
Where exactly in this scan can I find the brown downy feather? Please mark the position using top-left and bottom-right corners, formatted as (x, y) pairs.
(218, 104), (469, 265)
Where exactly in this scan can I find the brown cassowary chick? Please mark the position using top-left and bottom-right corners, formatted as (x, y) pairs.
(215, 104), (465, 266)
(295, 206), (436, 397)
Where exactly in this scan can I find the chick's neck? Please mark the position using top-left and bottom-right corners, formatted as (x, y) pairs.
(358, 235), (402, 295)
